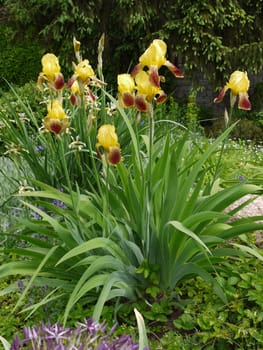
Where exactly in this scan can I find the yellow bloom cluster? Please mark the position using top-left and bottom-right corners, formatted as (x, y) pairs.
(37, 38), (99, 135)
(37, 37), (121, 166)
(117, 39), (183, 113)
(36, 38), (184, 164)
(37, 53), (68, 134)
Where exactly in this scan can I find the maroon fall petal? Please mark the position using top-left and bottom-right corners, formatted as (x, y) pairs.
(214, 87), (227, 103)
(135, 95), (149, 112)
(165, 60), (184, 78)
(238, 92), (251, 110)
(108, 147), (121, 165)
(54, 73), (65, 90)
(50, 121), (62, 134)
(130, 63), (143, 77)
(70, 94), (77, 105)
(156, 93), (167, 104)
(149, 66), (160, 88)
(122, 92), (135, 107)
(67, 76), (76, 88)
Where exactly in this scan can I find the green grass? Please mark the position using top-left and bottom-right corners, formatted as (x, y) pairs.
(220, 139), (263, 186)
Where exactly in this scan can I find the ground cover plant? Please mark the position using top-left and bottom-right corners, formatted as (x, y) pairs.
(0, 37), (263, 349)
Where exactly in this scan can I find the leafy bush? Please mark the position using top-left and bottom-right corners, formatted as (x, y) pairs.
(0, 26), (43, 87)
(168, 253), (263, 349)
(1, 125), (263, 324)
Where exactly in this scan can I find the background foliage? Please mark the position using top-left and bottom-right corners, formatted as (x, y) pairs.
(1, 0), (263, 88)
(0, 26), (43, 88)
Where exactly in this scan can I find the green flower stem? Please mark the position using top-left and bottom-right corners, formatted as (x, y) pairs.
(134, 116), (145, 183)
(58, 135), (73, 195)
(146, 106), (154, 258)
(212, 107), (233, 186)
(103, 161), (111, 237)
(86, 136), (103, 196)
(99, 84), (107, 125)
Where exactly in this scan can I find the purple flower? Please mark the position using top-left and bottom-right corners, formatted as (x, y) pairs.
(238, 175), (245, 182)
(98, 342), (111, 350)
(52, 198), (67, 209)
(10, 318), (141, 350)
(35, 145), (44, 152)
(77, 317), (102, 335)
(10, 335), (21, 350)
(42, 322), (71, 343)
(23, 325), (39, 341)
(111, 334), (139, 349)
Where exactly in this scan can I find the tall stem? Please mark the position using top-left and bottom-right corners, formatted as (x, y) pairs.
(211, 107), (233, 187)
(146, 106), (154, 257)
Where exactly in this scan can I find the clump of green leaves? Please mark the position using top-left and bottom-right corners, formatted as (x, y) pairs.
(170, 253), (263, 349)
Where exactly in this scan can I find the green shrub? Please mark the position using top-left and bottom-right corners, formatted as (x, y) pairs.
(0, 26), (44, 88)
(169, 253), (263, 349)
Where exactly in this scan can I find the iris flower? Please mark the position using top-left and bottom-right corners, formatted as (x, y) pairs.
(214, 71), (251, 110)
(67, 59), (95, 89)
(118, 39), (183, 114)
(117, 74), (135, 108)
(73, 59), (95, 83)
(38, 53), (64, 90)
(43, 99), (69, 134)
(117, 71), (167, 112)
(134, 71), (167, 112)
(131, 39), (183, 87)
(96, 124), (121, 165)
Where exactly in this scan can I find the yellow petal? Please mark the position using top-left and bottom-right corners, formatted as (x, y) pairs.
(117, 74), (135, 93)
(97, 124), (118, 150)
(139, 39), (167, 68)
(71, 80), (81, 95)
(75, 60), (95, 82)
(41, 53), (61, 81)
(135, 71), (162, 101)
(47, 100), (66, 120)
(226, 71), (250, 95)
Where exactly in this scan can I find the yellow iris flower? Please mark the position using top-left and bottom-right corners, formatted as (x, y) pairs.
(214, 71), (251, 110)
(38, 53), (64, 90)
(43, 100), (69, 134)
(74, 60), (95, 83)
(96, 125), (121, 165)
(117, 74), (135, 108)
(135, 71), (165, 101)
(131, 39), (183, 88)
(139, 39), (167, 69)
(117, 71), (167, 112)
(41, 53), (61, 80)
(135, 71), (167, 111)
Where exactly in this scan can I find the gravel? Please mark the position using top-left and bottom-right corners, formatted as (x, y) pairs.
(226, 195), (263, 247)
